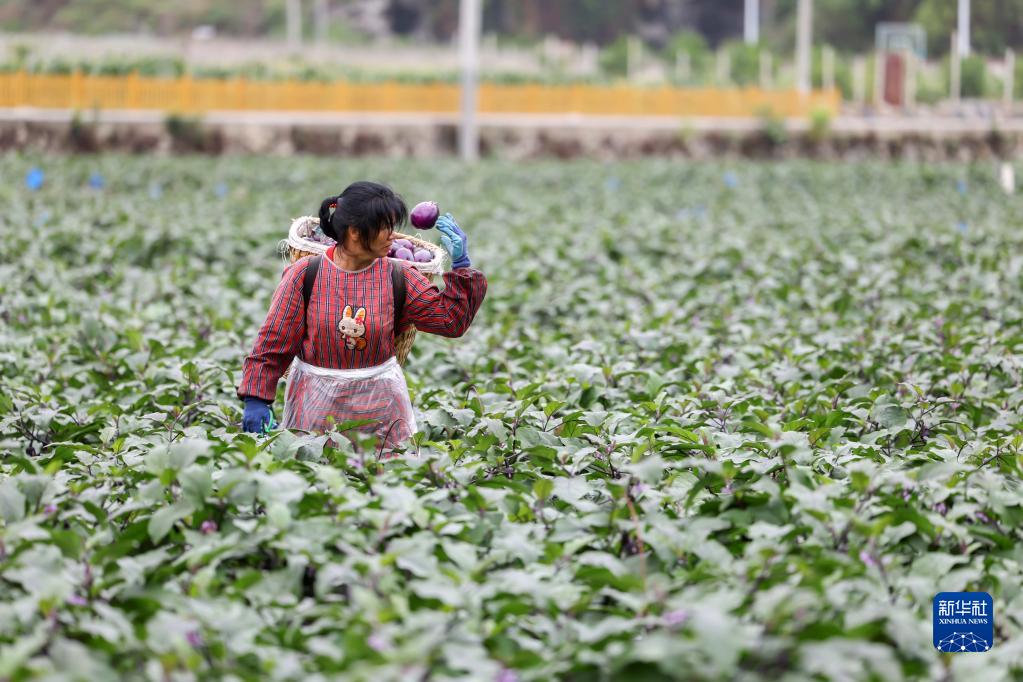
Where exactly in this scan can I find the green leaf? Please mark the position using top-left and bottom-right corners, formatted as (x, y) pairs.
(147, 501), (195, 543)
(0, 481), (26, 522)
(179, 465), (212, 506)
(50, 529), (83, 560)
(850, 471), (870, 494)
(0, 623), (49, 676)
(544, 400), (565, 418)
(871, 403), (907, 430)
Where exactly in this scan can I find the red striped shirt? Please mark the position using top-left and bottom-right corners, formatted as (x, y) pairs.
(238, 245), (488, 401)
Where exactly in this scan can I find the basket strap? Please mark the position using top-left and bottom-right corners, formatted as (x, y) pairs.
(390, 259), (406, 339)
(302, 255), (322, 319)
(302, 256), (405, 343)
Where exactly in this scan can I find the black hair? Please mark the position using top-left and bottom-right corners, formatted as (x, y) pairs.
(319, 181), (408, 253)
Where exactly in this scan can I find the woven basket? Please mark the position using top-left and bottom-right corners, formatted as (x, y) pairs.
(279, 216), (445, 366)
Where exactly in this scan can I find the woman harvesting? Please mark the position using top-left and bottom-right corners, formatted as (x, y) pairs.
(237, 181), (487, 451)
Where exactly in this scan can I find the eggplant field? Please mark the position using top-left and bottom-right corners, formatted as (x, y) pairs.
(2, 156), (1023, 681)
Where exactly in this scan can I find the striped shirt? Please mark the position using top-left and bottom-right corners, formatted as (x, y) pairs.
(237, 244), (488, 401)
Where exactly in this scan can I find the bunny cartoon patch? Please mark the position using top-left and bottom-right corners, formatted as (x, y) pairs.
(338, 305), (367, 351)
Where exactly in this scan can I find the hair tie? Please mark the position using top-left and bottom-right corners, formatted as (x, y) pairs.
(329, 202), (337, 209)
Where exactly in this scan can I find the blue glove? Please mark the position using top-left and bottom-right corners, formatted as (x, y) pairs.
(435, 213), (471, 269)
(242, 397), (275, 434)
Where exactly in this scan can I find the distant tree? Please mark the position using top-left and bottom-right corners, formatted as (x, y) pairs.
(664, 30), (711, 81)
(3, 0), (1023, 56)
(914, 0), (1023, 56)
(765, 0), (1023, 56)
(766, 0), (915, 53)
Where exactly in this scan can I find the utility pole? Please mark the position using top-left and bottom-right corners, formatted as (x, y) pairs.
(676, 50), (690, 83)
(315, 0), (329, 46)
(904, 48), (916, 109)
(627, 36), (643, 81)
(873, 49), (883, 106)
(796, 0), (812, 94)
(853, 56), (865, 105)
(744, 0), (759, 45)
(286, 0), (302, 51)
(822, 45), (834, 91)
(950, 32), (961, 102)
(759, 50), (772, 88)
(458, 0), (482, 162)
(1005, 49), (1016, 109)
(716, 47), (731, 86)
(957, 0), (970, 57)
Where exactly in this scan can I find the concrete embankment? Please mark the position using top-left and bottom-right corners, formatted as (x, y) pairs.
(1, 109), (1021, 160)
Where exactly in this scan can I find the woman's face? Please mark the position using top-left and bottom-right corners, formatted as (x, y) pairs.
(344, 223), (395, 259)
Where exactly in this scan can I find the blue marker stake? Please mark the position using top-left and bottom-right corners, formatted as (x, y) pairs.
(215, 182), (229, 198)
(25, 167), (44, 191)
(956, 179), (967, 195)
(724, 171), (739, 188)
(89, 172), (105, 190)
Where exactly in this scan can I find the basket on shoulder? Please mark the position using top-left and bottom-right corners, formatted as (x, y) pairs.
(279, 216), (446, 366)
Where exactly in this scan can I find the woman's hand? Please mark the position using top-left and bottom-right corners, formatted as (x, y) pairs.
(242, 397), (276, 433)
(436, 213), (471, 269)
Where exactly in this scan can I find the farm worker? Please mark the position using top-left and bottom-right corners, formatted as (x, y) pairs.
(237, 181), (487, 451)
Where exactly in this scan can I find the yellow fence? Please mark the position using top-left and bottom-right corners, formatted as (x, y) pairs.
(0, 71), (840, 118)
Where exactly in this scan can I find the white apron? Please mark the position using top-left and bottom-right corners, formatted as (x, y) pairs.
(282, 356), (417, 453)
